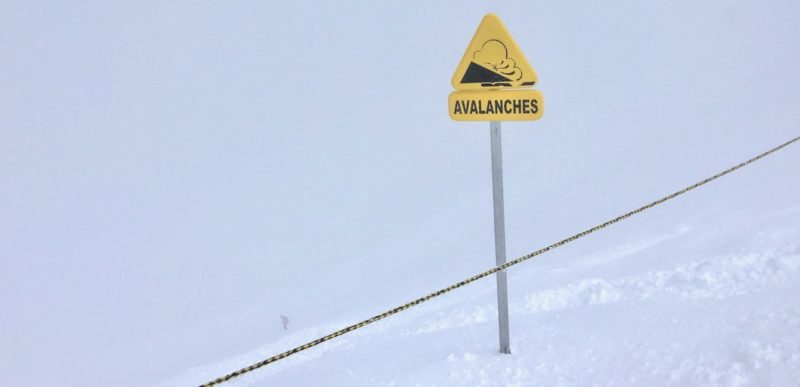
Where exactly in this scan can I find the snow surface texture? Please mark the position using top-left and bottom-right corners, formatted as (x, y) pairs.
(166, 208), (800, 386)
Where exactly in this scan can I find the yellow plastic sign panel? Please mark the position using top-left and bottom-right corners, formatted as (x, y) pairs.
(449, 89), (543, 121)
(451, 14), (538, 90)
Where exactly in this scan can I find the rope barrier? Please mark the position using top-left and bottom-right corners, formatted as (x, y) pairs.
(201, 135), (799, 386)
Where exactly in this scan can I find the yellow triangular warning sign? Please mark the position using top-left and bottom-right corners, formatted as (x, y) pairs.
(451, 14), (538, 90)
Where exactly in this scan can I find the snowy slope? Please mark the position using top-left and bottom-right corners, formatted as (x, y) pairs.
(165, 158), (800, 386)
(3, 1), (800, 386)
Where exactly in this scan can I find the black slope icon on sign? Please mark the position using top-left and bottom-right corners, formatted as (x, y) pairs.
(460, 62), (512, 84)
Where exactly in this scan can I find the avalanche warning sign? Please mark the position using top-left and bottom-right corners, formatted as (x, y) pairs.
(451, 14), (538, 90)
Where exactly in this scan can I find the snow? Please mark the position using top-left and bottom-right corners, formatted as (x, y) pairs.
(2, 1), (799, 386)
(164, 205), (800, 386)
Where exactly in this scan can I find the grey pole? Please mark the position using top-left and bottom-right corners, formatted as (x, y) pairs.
(490, 120), (511, 354)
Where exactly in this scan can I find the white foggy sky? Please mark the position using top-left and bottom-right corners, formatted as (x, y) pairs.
(2, 1), (799, 386)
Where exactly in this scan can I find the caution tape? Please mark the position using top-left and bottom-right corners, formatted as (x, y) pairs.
(201, 135), (799, 387)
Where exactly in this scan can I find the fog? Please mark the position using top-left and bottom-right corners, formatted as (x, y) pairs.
(2, 1), (798, 386)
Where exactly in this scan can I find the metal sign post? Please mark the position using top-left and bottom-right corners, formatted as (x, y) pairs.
(449, 13), (544, 355)
(490, 120), (511, 354)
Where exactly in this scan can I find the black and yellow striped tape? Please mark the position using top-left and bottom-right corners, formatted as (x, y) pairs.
(201, 135), (799, 387)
